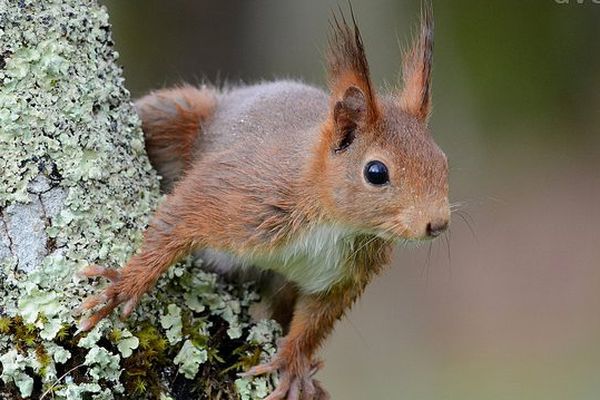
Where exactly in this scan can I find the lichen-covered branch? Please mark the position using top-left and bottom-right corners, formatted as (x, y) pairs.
(0, 1), (278, 399)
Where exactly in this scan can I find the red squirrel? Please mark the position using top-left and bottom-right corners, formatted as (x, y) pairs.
(79, 5), (448, 400)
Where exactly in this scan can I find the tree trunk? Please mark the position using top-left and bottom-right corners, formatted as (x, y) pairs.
(0, 1), (278, 399)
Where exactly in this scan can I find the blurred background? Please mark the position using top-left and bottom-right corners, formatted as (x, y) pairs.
(102, 1), (600, 399)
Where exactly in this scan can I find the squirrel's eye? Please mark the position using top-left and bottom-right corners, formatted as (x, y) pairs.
(364, 160), (389, 186)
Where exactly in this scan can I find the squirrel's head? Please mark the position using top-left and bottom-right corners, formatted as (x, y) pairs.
(314, 4), (449, 240)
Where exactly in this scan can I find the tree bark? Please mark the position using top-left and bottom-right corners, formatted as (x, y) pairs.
(0, 1), (278, 399)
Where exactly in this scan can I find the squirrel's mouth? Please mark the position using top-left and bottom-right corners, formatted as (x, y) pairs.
(375, 212), (450, 241)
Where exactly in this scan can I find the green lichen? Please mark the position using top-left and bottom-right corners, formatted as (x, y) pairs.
(160, 304), (183, 345)
(0, 350), (35, 397)
(83, 347), (122, 383)
(114, 329), (139, 358)
(235, 377), (272, 400)
(0, 1), (280, 399)
(45, 342), (71, 364)
(173, 340), (208, 379)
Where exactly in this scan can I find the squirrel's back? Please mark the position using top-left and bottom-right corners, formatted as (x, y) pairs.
(200, 81), (327, 155)
(136, 81), (328, 191)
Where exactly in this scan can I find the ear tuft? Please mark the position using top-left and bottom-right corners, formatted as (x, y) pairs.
(399, 1), (434, 122)
(327, 5), (379, 123)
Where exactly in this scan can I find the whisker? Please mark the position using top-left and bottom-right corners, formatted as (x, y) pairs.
(453, 210), (477, 242)
(421, 240), (433, 281)
(443, 230), (452, 279)
(449, 201), (466, 211)
(457, 208), (476, 227)
(443, 231), (451, 265)
(450, 198), (481, 208)
(348, 232), (383, 261)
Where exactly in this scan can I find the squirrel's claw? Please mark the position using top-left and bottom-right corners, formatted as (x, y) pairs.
(264, 371), (293, 400)
(121, 297), (139, 319)
(78, 299), (119, 331)
(77, 265), (138, 331)
(78, 264), (120, 281)
(242, 358), (328, 400)
(239, 360), (281, 377)
(73, 292), (107, 316)
(261, 375), (327, 400)
(310, 379), (329, 400)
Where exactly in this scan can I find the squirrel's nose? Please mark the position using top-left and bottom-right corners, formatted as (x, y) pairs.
(426, 219), (448, 238)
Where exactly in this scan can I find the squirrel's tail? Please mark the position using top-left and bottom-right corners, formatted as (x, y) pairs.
(135, 85), (217, 192)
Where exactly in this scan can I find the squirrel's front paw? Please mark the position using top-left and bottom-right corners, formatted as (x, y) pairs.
(76, 265), (140, 331)
(242, 354), (329, 400)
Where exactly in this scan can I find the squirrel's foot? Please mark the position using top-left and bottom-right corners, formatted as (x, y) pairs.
(75, 264), (140, 331)
(242, 357), (329, 400)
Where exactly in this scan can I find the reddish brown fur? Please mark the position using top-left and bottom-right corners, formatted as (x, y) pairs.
(399, 3), (434, 122)
(135, 85), (216, 190)
(327, 8), (379, 123)
(79, 6), (447, 400)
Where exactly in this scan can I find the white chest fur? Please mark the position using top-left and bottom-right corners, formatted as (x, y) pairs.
(248, 224), (357, 294)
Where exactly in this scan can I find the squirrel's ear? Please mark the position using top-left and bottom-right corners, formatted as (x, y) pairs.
(399, 3), (434, 123)
(334, 86), (366, 128)
(331, 86), (366, 153)
(327, 6), (379, 124)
